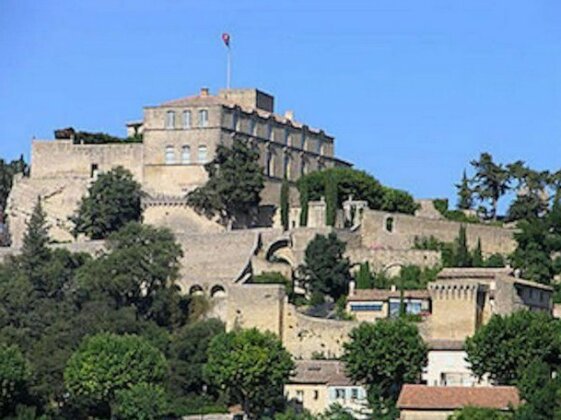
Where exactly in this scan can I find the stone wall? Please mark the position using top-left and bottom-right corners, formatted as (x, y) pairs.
(361, 210), (517, 255)
(346, 248), (441, 275)
(143, 200), (224, 235)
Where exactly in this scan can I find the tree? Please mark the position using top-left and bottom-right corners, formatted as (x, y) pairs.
(187, 139), (264, 227)
(465, 311), (561, 385)
(299, 181), (309, 227)
(342, 320), (427, 407)
(113, 383), (168, 420)
(355, 262), (375, 290)
(456, 170), (473, 210)
(167, 319), (225, 400)
(470, 153), (510, 220)
(64, 333), (168, 417)
(514, 360), (561, 420)
(299, 233), (352, 301)
(204, 328), (294, 419)
(380, 187), (419, 215)
(506, 162), (549, 222)
(455, 225), (472, 267)
(19, 199), (51, 288)
(280, 178), (290, 231)
(72, 166), (143, 239)
(472, 238), (483, 267)
(0, 155), (28, 215)
(76, 223), (184, 324)
(325, 172), (338, 226)
(448, 406), (509, 420)
(0, 344), (29, 416)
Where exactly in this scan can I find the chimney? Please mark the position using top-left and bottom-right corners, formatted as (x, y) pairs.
(200, 87), (209, 97)
(284, 110), (294, 121)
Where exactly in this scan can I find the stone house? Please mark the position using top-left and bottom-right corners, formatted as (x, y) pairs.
(397, 385), (520, 420)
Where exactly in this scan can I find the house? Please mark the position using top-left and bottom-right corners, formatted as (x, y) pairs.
(346, 287), (430, 322)
(284, 360), (369, 418)
(397, 384), (520, 420)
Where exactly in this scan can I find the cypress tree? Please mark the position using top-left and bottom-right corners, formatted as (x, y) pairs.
(325, 174), (337, 227)
(280, 178), (290, 231)
(455, 225), (472, 267)
(456, 169), (473, 210)
(20, 198), (51, 290)
(355, 262), (374, 289)
(472, 238), (484, 267)
(299, 182), (309, 227)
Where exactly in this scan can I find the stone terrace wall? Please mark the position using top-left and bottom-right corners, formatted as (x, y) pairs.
(346, 248), (441, 274)
(31, 140), (144, 181)
(361, 210), (516, 256)
(282, 304), (358, 359)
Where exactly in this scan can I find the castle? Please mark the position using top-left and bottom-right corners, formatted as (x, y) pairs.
(1, 87), (550, 418)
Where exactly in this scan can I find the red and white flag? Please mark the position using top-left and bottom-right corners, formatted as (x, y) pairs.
(222, 33), (231, 48)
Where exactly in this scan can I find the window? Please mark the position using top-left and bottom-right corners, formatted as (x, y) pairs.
(316, 139), (322, 154)
(350, 303), (383, 312)
(385, 217), (394, 233)
(198, 145), (208, 163)
(90, 163), (99, 179)
(267, 124), (273, 140)
(284, 129), (290, 145)
(313, 390), (319, 400)
(166, 111), (175, 129)
(266, 150), (274, 177)
(165, 146), (175, 164)
(183, 110), (191, 129)
(181, 145), (191, 164)
(351, 388), (359, 400)
(335, 388), (345, 400)
(296, 390), (304, 403)
(199, 109), (209, 127)
(232, 112), (239, 130)
(284, 154), (291, 179)
(248, 119), (256, 135)
(301, 159), (307, 177)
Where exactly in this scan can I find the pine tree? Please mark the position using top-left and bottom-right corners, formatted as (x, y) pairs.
(456, 170), (473, 210)
(20, 198), (51, 290)
(299, 181), (309, 227)
(280, 178), (290, 231)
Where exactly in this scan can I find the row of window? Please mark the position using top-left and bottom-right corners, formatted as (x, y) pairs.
(165, 145), (207, 164)
(265, 150), (324, 178)
(166, 109), (208, 129)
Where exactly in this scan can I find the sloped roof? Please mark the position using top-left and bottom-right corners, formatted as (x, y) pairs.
(289, 360), (355, 386)
(397, 385), (520, 410)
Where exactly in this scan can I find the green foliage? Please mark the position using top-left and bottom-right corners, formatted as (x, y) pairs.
(167, 319), (225, 402)
(433, 197), (480, 223)
(455, 225), (471, 267)
(251, 272), (293, 297)
(456, 170), (474, 210)
(465, 311), (561, 385)
(204, 328), (294, 419)
(72, 166), (143, 239)
(470, 152), (511, 220)
(281, 178), (290, 231)
(448, 406), (510, 420)
(513, 360), (561, 420)
(299, 233), (352, 301)
(64, 333), (168, 416)
(319, 403), (356, 419)
(54, 127), (142, 144)
(113, 383), (168, 420)
(325, 172), (338, 226)
(380, 187), (419, 214)
(187, 139), (264, 226)
(355, 262), (375, 289)
(0, 344), (29, 416)
(297, 167), (418, 216)
(0, 155), (28, 214)
(506, 162), (550, 222)
(342, 319), (427, 402)
(299, 181), (309, 227)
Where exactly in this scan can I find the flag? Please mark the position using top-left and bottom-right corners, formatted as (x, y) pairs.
(222, 32), (231, 48)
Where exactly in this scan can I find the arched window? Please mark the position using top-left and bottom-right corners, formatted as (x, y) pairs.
(210, 284), (227, 298)
(198, 145), (208, 163)
(266, 150), (275, 177)
(232, 111), (239, 130)
(284, 154), (291, 179)
(189, 285), (204, 296)
(301, 159), (307, 177)
(248, 119), (256, 136)
(183, 110), (191, 129)
(165, 145), (175, 164)
(181, 145), (191, 164)
(385, 217), (394, 233)
(199, 109), (209, 127)
(165, 111), (175, 129)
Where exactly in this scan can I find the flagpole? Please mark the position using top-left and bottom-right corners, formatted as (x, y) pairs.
(227, 45), (231, 90)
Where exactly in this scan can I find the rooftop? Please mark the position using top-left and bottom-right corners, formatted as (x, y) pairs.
(348, 289), (429, 302)
(397, 385), (520, 411)
(289, 360), (356, 386)
(437, 267), (553, 291)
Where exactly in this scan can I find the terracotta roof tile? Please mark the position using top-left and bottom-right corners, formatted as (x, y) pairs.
(289, 360), (354, 386)
(397, 385), (520, 410)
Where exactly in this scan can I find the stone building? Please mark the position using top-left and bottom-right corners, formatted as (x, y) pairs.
(6, 88), (350, 246)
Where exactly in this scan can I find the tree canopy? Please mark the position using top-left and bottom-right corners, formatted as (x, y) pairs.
(72, 166), (143, 239)
(299, 232), (352, 302)
(465, 311), (561, 385)
(204, 328), (294, 419)
(187, 139), (264, 227)
(0, 344), (29, 416)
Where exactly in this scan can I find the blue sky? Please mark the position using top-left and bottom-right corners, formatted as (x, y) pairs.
(1, 0), (560, 207)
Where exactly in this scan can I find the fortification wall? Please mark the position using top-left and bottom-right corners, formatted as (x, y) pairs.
(346, 248), (441, 275)
(31, 140), (144, 180)
(6, 176), (91, 247)
(282, 304), (358, 359)
(361, 210), (516, 255)
(143, 202), (224, 235)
